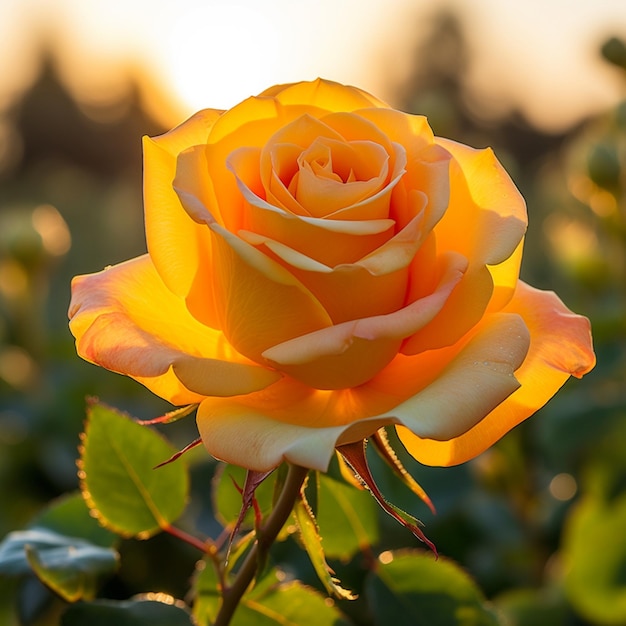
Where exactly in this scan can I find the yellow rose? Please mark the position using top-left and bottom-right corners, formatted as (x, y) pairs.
(69, 79), (595, 472)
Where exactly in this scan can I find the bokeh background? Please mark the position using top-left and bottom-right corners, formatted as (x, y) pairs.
(1, 1), (625, 624)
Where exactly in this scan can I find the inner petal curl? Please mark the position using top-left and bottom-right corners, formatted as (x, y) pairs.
(286, 137), (390, 217)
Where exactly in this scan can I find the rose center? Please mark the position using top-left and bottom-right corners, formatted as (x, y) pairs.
(281, 137), (390, 218)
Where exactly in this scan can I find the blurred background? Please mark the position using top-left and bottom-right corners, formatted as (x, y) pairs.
(1, 0), (625, 624)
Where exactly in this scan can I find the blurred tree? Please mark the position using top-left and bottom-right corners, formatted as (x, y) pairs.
(4, 49), (165, 183)
(394, 9), (576, 178)
(0, 47), (175, 544)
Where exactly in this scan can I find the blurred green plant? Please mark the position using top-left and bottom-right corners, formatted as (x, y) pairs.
(1, 25), (624, 626)
(0, 402), (508, 625)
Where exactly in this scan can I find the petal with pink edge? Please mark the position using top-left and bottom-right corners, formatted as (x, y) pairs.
(196, 309), (530, 471)
(396, 282), (595, 466)
(68, 255), (280, 404)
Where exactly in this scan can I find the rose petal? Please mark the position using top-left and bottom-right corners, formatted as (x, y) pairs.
(197, 400), (348, 473)
(355, 108), (435, 161)
(392, 142), (452, 232)
(293, 138), (391, 216)
(205, 82), (390, 232)
(232, 171), (395, 266)
(396, 281), (595, 466)
(402, 141), (527, 352)
(196, 375), (394, 471)
(253, 113), (408, 222)
(143, 109), (220, 300)
(259, 114), (347, 215)
(240, 210), (426, 323)
(68, 255), (280, 404)
(360, 312), (530, 442)
(487, 238), (524, 312)
(266, 77), (390, 110)
(262, 251), (466, 388)
(165, 145), (224, 327)
(207, 222), (333, 362)
(206, 100), (328, 232)
(195, 308), (530, 470)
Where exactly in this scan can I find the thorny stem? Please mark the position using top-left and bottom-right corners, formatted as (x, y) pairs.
(214, 463), (310, 626)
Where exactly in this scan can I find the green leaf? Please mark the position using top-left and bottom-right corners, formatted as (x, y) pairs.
(32, 492), (117, 548)
(494, 588), (569, 626)
(236, 577), (351, 626)
(293, 495), (356, 600)
(365, 550), (502, 626)
(563, 494), (626, 624)
(213, 464), (278, 531)
(316, 472), (379, 560)
(192, 562), (350, 626)
(79, 402), (189, 538)
(0, 493), (120, 604)
(0, 492), (117, 579)
(61, 598), (194, 625)
(191, 558), (221, 626)
(0, 529), (118, 602)
(26, 540), (118, 602)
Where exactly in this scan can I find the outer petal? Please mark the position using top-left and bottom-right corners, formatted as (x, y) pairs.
(196, 309), (530, 471)
(397, 282), (595, 466)
(143, 110), (221, 299)
(347, 108), (435, 160)
(68, 255), (280, 404)
(355, 312), (530, 443)
(196, 377), (391, 472)
(265, 78), (390, 110)
(171, 146), (221, 327)
(402, 140), (527, 353)
(197, 397), (350, 472)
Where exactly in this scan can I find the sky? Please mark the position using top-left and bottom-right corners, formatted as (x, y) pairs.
(1, 0), (625, 131)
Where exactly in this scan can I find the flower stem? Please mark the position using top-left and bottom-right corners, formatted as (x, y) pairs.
(214, 463), (309, 626)
(163, 523), (214, 554)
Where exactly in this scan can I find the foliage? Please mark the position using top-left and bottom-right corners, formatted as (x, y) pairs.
(1, 26), (625, 626)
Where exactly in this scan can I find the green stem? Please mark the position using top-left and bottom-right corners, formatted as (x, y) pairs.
(214, 463), (309, 626)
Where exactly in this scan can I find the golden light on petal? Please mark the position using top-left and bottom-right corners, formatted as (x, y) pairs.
(31, 204), (71, 257)
(549, 473), (577, 501)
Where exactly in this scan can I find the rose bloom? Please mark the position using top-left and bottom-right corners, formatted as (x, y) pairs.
(69, 79), (595, 472)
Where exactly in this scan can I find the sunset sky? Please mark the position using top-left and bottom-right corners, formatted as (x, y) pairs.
(1, 0), (625, 130)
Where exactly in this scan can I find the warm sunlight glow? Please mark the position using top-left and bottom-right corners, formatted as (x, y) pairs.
(1, 0), (625, 130)
(163, 4), (285, 111)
